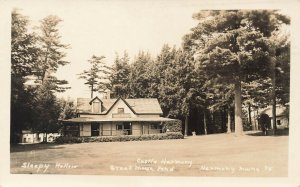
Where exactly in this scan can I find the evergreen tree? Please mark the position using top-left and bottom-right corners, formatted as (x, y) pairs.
(11, 9), (39, 143)
(58, 97), (76, 120)
(128, 51), (153, 98)
(31, 82), (61, 142)
(157, 47), (204, 135)
(11, 11), (72, 142)
(271, 32), (290, 108)
(35, 15), (70, 92)
(109, 52), (131, 98)
(184, 10), (289, 135)
(79, 55), (110, 98)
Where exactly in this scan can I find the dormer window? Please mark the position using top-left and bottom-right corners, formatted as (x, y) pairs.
(89, 96), (103, 113)
(93, 101), (101, 113)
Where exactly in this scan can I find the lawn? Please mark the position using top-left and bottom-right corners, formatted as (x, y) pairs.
(10, 131), (288, 177)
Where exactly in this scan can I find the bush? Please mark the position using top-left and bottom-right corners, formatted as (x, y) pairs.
(55, 132), (183, 144)
(55, 136), (84, 144)
(243, 121), (253, 131)
(163, 120), (182, 132)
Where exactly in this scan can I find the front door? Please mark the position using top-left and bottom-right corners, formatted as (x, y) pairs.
(123, 122), (132, 135)
(91, 123), (100, 136)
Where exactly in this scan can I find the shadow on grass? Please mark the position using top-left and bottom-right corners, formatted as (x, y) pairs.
(246, 129), (289, 137)
(10, 143), (64, 153)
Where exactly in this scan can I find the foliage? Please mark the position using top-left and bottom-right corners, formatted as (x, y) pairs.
(157, 46), (205, 119)
(55, 132), (184, 144)
(31, 82), (62, 134)
(35, 15), (70, 92)
(11, 9), (39, 79)
(78, 55), (110, 98)
(11, 9), (40, 143)
(11, 10), (71, 143)
(58, 98), (76, 120)
(128, 51), (154, 98)
(184, 10), (290, 135)
(163, 120), (182, 132)
(108, 51), (131, 98)
(271, 32), (290, 107)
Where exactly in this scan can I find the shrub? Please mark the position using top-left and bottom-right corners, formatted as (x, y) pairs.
(166, 132), (184, 139)
(55, 132), (183, 144)
(55, 136), (84, 144)
(163, 120), (182, 132)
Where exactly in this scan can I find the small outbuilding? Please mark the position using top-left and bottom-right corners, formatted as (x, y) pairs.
(259, 105), (289, 130)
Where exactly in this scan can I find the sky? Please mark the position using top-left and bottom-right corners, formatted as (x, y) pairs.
(12, 0), (204, 100)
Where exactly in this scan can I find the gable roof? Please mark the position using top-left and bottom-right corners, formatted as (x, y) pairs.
(105, 97), (137, 115)
(76, 97), (163, 114)
(89, 96), (103, 105)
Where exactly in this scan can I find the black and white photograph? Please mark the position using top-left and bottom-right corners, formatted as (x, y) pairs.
(1, 0), (300, 186)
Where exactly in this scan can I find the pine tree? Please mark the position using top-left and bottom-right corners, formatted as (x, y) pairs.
(78, 55), (110, 98)
(31, 82), (61, 142)
(184, 10), (290, 135)
(35, 15), (70, 92)
(11, 9), (39, 143)
(58, 97), (76, 120)
(128, 51), (153, 98)
(109, 52), (131, 98)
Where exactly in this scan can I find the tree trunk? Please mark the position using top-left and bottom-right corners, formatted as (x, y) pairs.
(227, 107), (231, 133)
(222, 107), (227, 132)
(203, 111), (207, 135)
(256, 109), (259, 130)
(91, 84), (94, 98)
(234, 80), (243, 135)
(253, 108), (257, 131)
(271, 57), (277, 133)
(248, 104), (253, 130)
(42, 47), (50, 84)
(184, 116), (188, 136)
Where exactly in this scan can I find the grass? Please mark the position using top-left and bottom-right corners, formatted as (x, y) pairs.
(10, 131), (288, 177)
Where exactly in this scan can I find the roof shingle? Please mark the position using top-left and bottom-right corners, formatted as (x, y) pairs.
(76, 97), (163, 114)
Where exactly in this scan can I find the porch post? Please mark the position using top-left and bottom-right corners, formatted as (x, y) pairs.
(110, 122), (113, 136)
(77, 124), (80, 137)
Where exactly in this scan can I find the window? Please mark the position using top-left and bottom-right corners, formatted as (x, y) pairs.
(123, 123), (131, 131)
(277, 120), (281, 125)
(91, 123), (100, 136)
(64, 124), (80, 137)
(149, 123), (163, 134)
(117, 108), (124, 114)
(93, 102), (100, 113)
(116, 122), (132, 135)
(116, 124), (123, 130)
(150, 124), (160, 129)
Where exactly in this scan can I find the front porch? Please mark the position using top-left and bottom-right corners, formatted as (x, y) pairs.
(62, 117), (175, 137)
